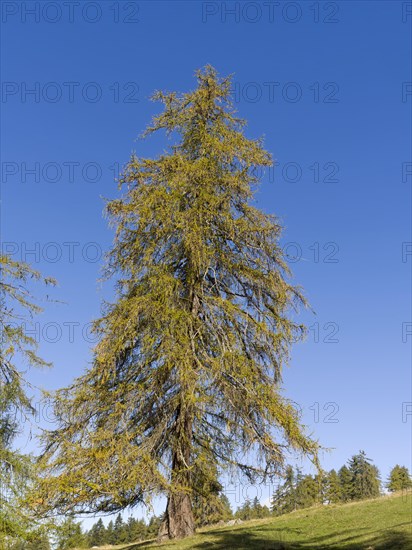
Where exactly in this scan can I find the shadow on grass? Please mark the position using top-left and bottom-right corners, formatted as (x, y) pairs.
(125, 525), (412, 550)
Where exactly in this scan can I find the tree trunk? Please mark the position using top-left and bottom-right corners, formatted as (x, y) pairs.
(158, 405), (195, 541)
(157, 489), (195, 541)
(158, 275), (198, 541)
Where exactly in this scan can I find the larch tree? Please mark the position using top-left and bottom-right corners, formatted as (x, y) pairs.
(0, 254), (55, 544)
(36, 66), (319, 540)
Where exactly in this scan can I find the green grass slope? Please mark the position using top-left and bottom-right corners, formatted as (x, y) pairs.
(88, 492), (412, 550)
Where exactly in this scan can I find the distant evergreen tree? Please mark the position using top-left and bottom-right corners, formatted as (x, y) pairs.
(295, 474), (318, 509)
(326, 469), (342, 504)
(129, 517), (148, 542)
(271, 465), (296, 516)
(252, 496), (263, 518)
(123, 517), (147, 543)
(387, 465), (412, 492)
(235, 499), (253, 521)
(219, 494), (234, 521)
(250, 496), (270, 519)
(347, 451), (380, 500)
(195, 491), (234, 526)
(314, 471), (328, 504)
(271, 483), (285, 516)
(338, 465), (352, 502)
(146, 516), (161, 539)
(88, 518), (107, 547)
(106, 520), (115, 545)
(125, 517), (135, 543)
(192, 463), (231, 526)
(56, 517), (86, 549)
(294, 468), (304, 508)
(260, 504), (271, 518)
(113, 513), (127, 543)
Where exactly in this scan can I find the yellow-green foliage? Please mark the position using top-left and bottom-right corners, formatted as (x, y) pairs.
(36, 66), (319, 519)
(0, 255), (55, 544)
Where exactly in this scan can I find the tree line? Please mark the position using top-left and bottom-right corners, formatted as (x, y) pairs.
(53, 515), (161, 550)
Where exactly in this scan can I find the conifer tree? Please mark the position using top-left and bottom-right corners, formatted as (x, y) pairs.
(146, 516), (161, 539)
(271, 484), (284, 517)
(338, 465), (352, 503)
(295, 473), (318, 509)
(386, 465), (412, 492)
(106, 520), (115, 545)
(347, 451), (380, 500)
(219, 494), (234, 521)
(56, 517), (86, 550)
(125, 517), (147, 543)
(325, 469), (342, 504)
(88, 518), (106, 547)
(314, 471), (327, 504)
(249, 495), (271, 519)
(0, 255), (54, 544)
(113, 513), (126, 543)
(271, 465), (296, 515)
(192, 461), (223, 526)
(36, 66), (319, 540)
(235, 499), (253, 520)
(252, 496), (263, 518)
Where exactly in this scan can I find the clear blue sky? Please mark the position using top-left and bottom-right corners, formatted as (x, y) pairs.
(1, 0), (411, 525)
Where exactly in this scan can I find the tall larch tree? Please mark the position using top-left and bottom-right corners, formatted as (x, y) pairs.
(36, 66), (319, 540)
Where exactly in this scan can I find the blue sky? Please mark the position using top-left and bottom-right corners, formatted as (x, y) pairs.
(1, 0), (411, 526)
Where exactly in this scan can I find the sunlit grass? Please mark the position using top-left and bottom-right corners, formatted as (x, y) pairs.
(81, 491), (412, 550)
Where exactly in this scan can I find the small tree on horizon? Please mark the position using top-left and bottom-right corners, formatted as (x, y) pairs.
(325, 469), (342, 504)
(347, 451), (381, 501)
(387, 465), (412, 492)
(295, 472), (318, 509)
(271, 465), (296, 515)
(88, 518), (107, 547)
(338, 465), (352, 503)
(36, 66), (319, 541)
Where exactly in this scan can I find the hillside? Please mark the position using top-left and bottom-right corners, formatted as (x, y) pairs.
(82, 492), (412, 550)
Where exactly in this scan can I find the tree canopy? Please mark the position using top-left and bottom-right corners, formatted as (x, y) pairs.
(35, 65), (319, 540)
